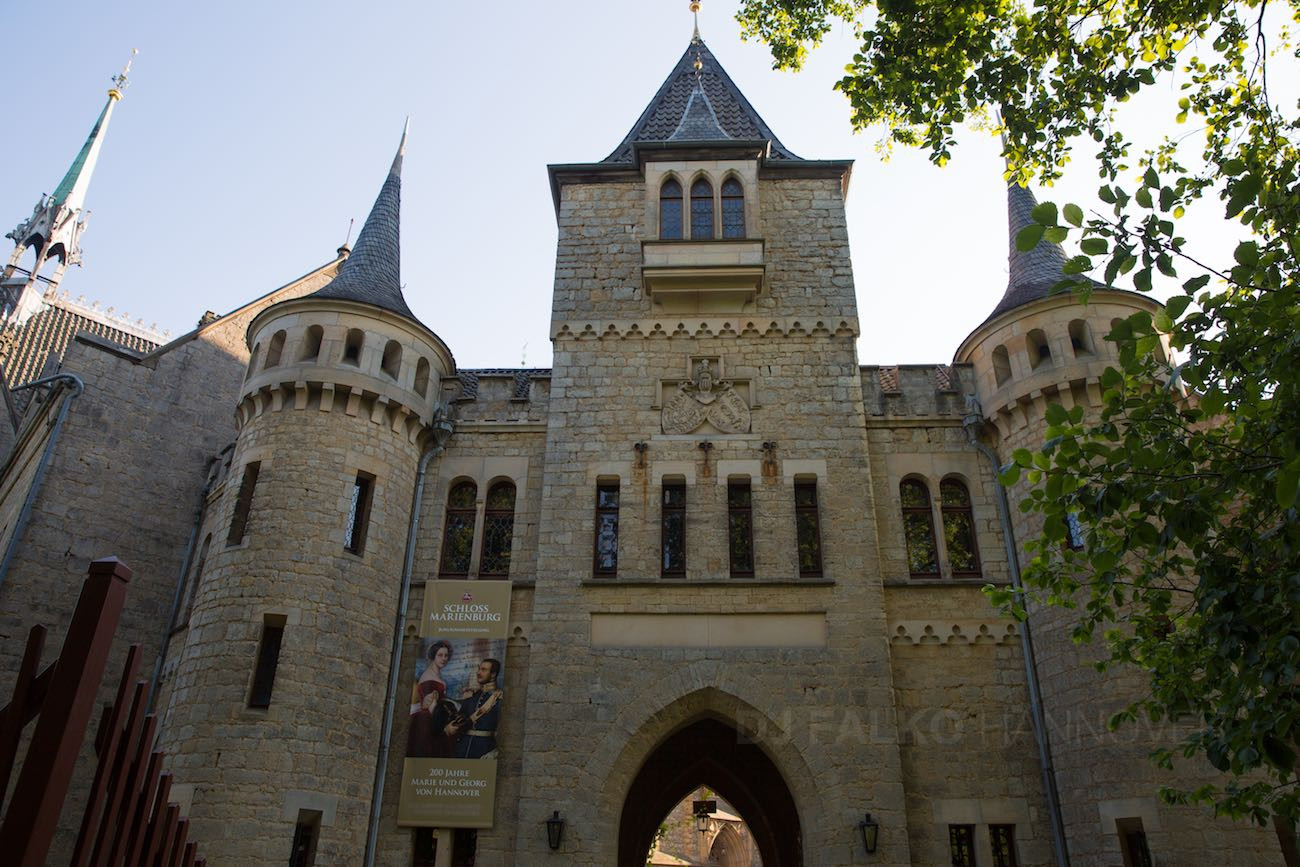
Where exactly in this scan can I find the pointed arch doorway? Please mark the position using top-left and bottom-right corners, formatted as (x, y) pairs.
(617, 717), (802, 867)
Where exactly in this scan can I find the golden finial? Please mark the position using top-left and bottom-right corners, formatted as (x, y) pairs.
(108, 48), (138, 101)
(690, 1), (702, 42)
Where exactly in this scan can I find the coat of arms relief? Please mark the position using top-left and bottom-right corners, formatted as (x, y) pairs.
(661, 358), (752, 434)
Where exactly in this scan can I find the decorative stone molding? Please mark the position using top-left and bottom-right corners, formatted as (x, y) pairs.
(551, 316), (859, 342)
(235, 380), (437, 446)
(888, 619), (1019, 646)
(661, 358), (751, 434)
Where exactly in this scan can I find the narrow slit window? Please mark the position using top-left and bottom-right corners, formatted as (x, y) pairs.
(593, 481), (619, 577)
(342, 328), (365, 366)
(345, 472), (375, 555)
(300, 324), (323, 362)
(690, 178), (714, 239)
(660, 179), (683, 239)
(414, 357), (430, 397)
(1117, 818), (1154, 867)
(227, 461), (261, 546)
(661, 480), (686, 578)
(992, 344), (1012, 386)
(289, 808), (321, 867)
(794, 480), (823, 577)
(478, 481), (516, 577)
(949, 825), (977, 867)
(1027, 328), (1052, 368)
(721, 177), (745, 238)
(439, 481), (477, 576)
(728, 479), (755, 577)
(248, 615), (285, 709)
(1069, 318), (1094, 356)
(901, 479), (939, 577)
(381, 340), (402, 379)
(940, 479), (981, 577)
(990, 824), (1020, 867)
(265, 330), (286, 367)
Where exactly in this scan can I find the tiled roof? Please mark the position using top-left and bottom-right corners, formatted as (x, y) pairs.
(0, 298), (160, 389)
(603, 38), (801, 164)
(984, 183), (1093, 323)
(311, 126), (418, 322)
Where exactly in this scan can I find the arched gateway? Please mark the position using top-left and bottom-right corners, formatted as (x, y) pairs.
(617, 718), (803, 867)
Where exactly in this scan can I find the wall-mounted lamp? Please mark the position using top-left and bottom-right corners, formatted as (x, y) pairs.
(693, 799), (716, 835)
(546, 810), (564, 851)
(859, 812), (880, 854)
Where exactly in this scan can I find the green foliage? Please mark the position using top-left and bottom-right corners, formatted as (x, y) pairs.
(739, 0), (1300, 825)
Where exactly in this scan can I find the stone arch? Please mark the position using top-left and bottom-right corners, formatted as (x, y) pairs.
(583, 677), (819, 867)
(710, 821), (748, 867)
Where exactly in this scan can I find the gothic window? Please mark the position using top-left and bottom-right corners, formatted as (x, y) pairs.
(345, 472), (375, 555)
(728, 479), (755, 577)
(249, 614), (285, 709)
(266, 330), (286, 367)
(342, 328), (365, 366)
(794, 479), (823, 577)
(1069, 318), (1094, 356)
(940, 479), (981, 576)
(661, 479), (686, 577)
(478, 481), (516, 577)
(721, 177), (745, 238)
(227, 461), (261, 546)
(300, 324), (323, 362)
(381, 340), (402, 379)
(439, 481), (477, 576)
(990, 825), (1020, 867)
(901, 479), (939, 577)
(690, 178), (714, 240)
(593, 481), (619, 576)
(1027, 328), (1051, 369)
(414, 357), (430, 397)
(660, 178), (683, 239)
(992, 344), (1012, 386)
(949, 825), (977, 867)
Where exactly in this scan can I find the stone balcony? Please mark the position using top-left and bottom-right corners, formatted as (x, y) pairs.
(641, 239), (765, 314)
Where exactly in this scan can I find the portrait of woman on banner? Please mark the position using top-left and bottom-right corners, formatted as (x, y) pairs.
(407, 639), (458, 758)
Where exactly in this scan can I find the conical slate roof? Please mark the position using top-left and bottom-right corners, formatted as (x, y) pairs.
(311, 124), (416, 321)
(984, 183), (1077, 322)
(603, 38), (801, 163)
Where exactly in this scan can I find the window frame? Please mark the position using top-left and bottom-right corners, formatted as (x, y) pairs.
(727, 478), (755, 578)
(593, 481), (620, 577)
(438, 480), (478, 577)
(659, 178), (684, 240)
(721, 176), (745, 239)
(689, 177), (715, 240)
(344, 472), (376, 556)
(948, 824), (977, 867)
(794, 479), (824, 578)
(248, 614), (285, 709)
(227, 461), (262, 547)
(939, 477), (982, 578)
(900, 478), (941, 578)
(660, 479), (687, 578)
(478, 480), (517, 578)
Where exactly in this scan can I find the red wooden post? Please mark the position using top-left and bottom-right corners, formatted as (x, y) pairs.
(0, 557), (131, 867)
(72, 644), (140, 867)
(0, 624), (45, 796)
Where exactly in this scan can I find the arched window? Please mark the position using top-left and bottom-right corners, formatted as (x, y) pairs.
(300, 324), (323, 362)
(439, 481), (477, 576)
(245, 344), (260, 380)
(414, 357), (430, 397)
(721, 177), (745, 238)
(690, 178), (714, 239)
(342, 328), (364, 366)
(381, 340), (402, 379)
(992, 344), (1012, 386)
(478, 481), (516, 577)
(265, 330), (286, 368)
(940, 479), (981, 576)
(1069, 319), (1094, 356)
(900, 479), (939, 578)
(659, 179), (683, 239)
(1027, 328), (1052, 369)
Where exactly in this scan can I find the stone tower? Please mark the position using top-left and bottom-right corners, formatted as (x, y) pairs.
(1, 53), (135, 325)
(955, 184), (1280, 865)
(159, 125), (456, 863)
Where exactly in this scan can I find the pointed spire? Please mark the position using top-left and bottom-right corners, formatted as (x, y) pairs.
(669, 78), (729, 142)
(52, 49), (136, 212)
(691, 0), (702, 42)
(983, 182), (1076, 322)
(310, 122), (416, 321)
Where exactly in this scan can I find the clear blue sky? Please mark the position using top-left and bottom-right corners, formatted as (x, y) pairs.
(0, 1), (1260, 369)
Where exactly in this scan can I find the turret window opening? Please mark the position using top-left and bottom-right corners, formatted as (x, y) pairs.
(660, 178), (684, 240)
(1069, 319), (1095, 356)
(414, 357), (431, 397)
(593, 480), (620, 577)
(940, 478), (981, 577)
(901, 478), (940, 578)
(478, 480), (516, 577)
(1027, 328), (1052, 369)
(381, 340), (402, 380)
(992, 344), (1012, 386)
(690, 177), (714, 239)
(661, 478), (687, 578)
(248, 613), (285, 709)
(345, 472), (376, 555)
(245, 343), (261, 380)
(794, 478), (823, 577)
(342, 328), (365, 366)
(721, 177), (745, 239)
(265, 330), (286, 368)
(439, 481), (477, 576)
(300, 325), (324, 362)
(227, 461), (261, 547)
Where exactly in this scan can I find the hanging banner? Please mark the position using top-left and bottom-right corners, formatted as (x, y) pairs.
(397, 579), (512, 828)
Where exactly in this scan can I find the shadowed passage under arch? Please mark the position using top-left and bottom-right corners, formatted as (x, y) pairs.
(618, 718), (802, 867)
